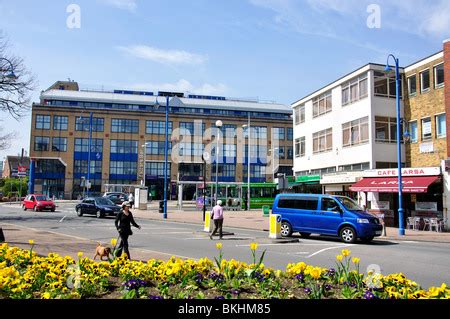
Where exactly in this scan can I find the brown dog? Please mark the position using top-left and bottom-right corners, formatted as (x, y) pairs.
(93, 243), (112, 261)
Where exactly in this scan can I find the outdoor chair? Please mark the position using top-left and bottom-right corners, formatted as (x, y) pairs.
(430, 218), (442, 232)
(423, 218), (432, 231)
(406, 217), (415, 230)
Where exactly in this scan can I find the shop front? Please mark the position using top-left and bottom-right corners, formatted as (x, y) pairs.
(349, 167), (443, 228)
(290, 175), (321, 194)
(320, 172), (364, 201)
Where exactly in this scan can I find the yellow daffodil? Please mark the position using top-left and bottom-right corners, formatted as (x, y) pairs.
(341, 249), (351, 257)
(336, 255), (343, 262)
(77, 252), (83, 258)
(352, 257), (360, 264)
(28, 240), (34, 245)
(250, 242), (258, 251)
(111, 238), (117, 247)
(216, 243), (223, 250)
(310, 267), (322, 280)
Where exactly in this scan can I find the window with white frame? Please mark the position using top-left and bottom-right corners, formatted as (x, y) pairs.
(434, 64), (444, 88)
(436, 114), (446, 138)
(35, 115), (51, 130)
(312, 91), (332, 118)
(342, 117), (369, 147)
(313, 128), (332, 154)
(53, 116), (68, 130)
(421, 117), (432, 140)
(407, 75), (417, 96)
(342, 74), (368, 106)
(295, 137), (305, 157)
(408, 121), (418, 143)
(272, 127), (285, 140)
(295, 105), (305, 125)
(420, 69), (430, 93)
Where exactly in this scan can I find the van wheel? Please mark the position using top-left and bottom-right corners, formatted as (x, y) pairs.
(280, 222), (293, 237)
(76, 208), (83, 217)
(340, 226), (356, 244)
(300, 232), (311, 238)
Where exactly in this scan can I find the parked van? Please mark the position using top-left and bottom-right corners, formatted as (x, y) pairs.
(272, 194), (383, 243)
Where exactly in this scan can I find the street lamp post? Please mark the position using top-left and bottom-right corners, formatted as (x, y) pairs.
(0, 58), (17, 80)
(242, 114), (251, 210)
(385, 54), (405, 236)
(214, 120), (223, 205)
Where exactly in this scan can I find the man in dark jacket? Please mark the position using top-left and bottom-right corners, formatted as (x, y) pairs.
(114, 201), (141, 259)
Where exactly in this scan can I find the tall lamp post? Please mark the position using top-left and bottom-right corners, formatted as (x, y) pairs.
(154, 96), (170, 219)
(385, 54), (405, 236)
(214, 120), (223, 205)
(242, 114), (251, 210)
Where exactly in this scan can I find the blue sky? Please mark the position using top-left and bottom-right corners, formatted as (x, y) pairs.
(1, 0), (449, 160)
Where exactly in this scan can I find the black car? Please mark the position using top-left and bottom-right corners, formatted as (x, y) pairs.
(104, 193), (128, 205)
(76, 197), (121, 218)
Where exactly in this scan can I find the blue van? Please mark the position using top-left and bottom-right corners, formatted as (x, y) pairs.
(272, 194), (383, 243)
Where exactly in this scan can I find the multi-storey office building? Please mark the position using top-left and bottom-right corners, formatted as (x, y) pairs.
(291, 63), (406, 198)
(29, 81), (293, 200)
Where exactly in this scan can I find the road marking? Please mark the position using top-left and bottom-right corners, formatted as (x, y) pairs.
(59, 216), (67, 223)
(290, 252), (310, 255)
(305, 244), (355, 258)
(402, 241), (419, 243)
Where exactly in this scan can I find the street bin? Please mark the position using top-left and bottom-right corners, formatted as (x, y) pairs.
(262, 205), (270, 217)
(159, 201), (164, 214)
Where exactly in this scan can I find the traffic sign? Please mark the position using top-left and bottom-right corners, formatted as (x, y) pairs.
(17, 165), (27, 177)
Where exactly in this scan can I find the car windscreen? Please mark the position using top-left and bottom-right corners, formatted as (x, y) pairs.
(95, 198), (115, 206)
(35, 196), (49, 201)
(335, 197), (364, 211)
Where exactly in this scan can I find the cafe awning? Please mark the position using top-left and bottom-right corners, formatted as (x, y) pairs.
(349, 176), (440, 193)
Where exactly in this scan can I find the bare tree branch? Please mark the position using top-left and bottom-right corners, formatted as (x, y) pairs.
(0, 30), (37, 120)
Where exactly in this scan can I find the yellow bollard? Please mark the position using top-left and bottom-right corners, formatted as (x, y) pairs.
(204, 211), (213, 232)
(269, 214), (282, 239)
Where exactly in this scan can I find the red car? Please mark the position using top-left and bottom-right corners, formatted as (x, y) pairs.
(22, 194), (56, 212)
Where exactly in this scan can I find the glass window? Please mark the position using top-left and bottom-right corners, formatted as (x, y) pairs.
(34, 136), (50, 151)
(436, 114), (446, 138)
(421, 117), (432, 140)
(52, 137), (67, 152)
(212, 164), (236, 177)
(146, 121), (173, 135)
(222, 124), (237, 138)
(287, 147), (293, 159)
(434, 64), (444, 88)
(342, 117), (369, 147)
(111, 119), (139, 133)
(287, 128), (293, 141)
(243, 165), (266, 178)
(145, 141), (172, 155)
(53, 116), (68, 130)
(407, 76), (417, 95)
(74, 160), (102, 174)
(109, 161), (137, 175)
(420, 70), (430, 93)
(342, 74), (368, 105)
(313, 128), (332, 154)
(313, 91), (332, 118)
(277, 197), (318, 210)
(295, 105), (305, 125)
(74, 138), (103, 153)
(375, 117), (403, 143)
(76, 117), (104, 132)
(180, 122), (205, 136)
(295, 137), (305, 157)
(35, 115), (51, 130)
(321, 198), (341, 211)
(272, 127), (285, 140)
(110, 140), (138, 154)
(145, 162), (171, 177)
(409, 121), (418, 143)
(374, 71), (401, 99)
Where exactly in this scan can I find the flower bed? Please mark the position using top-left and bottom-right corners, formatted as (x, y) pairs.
(0, 241), (449, 299)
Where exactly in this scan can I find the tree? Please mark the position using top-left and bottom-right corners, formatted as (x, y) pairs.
(0, 31), (36, 150)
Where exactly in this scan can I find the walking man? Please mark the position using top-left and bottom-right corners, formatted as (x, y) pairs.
(210, 200), (224, 240)
(115, 201), (141, 259)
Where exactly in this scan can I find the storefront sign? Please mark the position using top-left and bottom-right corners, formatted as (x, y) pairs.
(419, 142), (434, 154)
(371, 200), (390, 210)
(320, 172), (362, 185)
(415, 202), (437, 211)
(363, 167), (440, 177)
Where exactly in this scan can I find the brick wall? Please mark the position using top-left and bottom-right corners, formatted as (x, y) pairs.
(445, 40), (450, 156)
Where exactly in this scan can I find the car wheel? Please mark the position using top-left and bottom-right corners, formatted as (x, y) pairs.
(51, 208), (56, 212)
(340, 226), (357, 244)
(22, 205), (27, 211)
(361, 236), (374, 243)
(300, 232), (311, 238)
(280, 221), (293, 237)
(96, 210), (104, 219)
(33, 205), (38, 212)
(76, 208), (83, 217)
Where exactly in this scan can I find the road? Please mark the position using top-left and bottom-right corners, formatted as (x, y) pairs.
(1, 202), (450, 289)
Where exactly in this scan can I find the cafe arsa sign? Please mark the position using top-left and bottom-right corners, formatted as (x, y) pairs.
(364, 167), (441, 177)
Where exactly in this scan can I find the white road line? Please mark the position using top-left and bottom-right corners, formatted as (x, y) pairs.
(290, 252), (310, 255)
(402, 241), (419, 243)
(305, 244), (355, 258)
(59, 216), (67, 223)
(151, 231), (194, 235)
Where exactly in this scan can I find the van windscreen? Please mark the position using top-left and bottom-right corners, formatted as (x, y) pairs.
(278, 197), (318, 210)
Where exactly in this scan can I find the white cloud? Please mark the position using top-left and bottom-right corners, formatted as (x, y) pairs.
(117, 45), (207, 65)
(98, 0), (137, 12)
(129, 79), (228, 96)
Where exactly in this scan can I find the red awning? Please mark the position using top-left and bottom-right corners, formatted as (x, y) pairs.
(349, 176), (440, 193)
